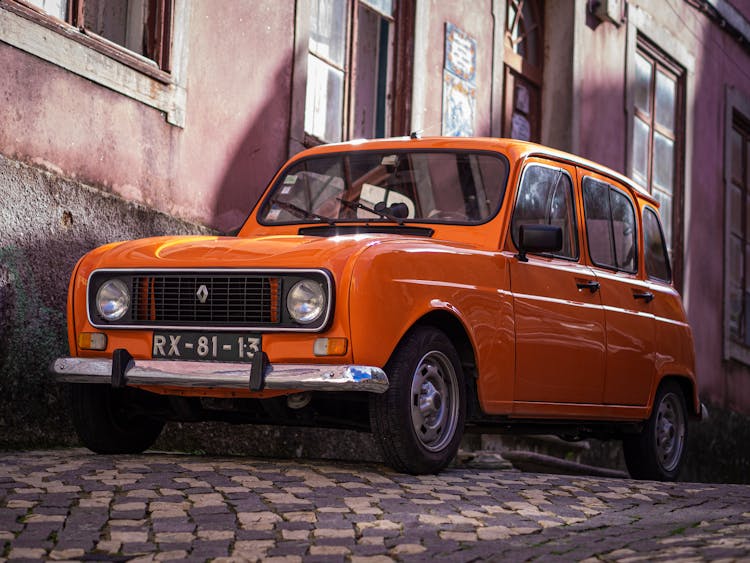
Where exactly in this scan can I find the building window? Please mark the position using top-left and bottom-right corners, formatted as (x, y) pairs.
(1, 0), (186, 125)
(630, 38), (684, 284)
(304, 0), (395, 144)
(14, 0), (173, 74)
(726, 116), (750, 349)
(503, 0), (543, 142)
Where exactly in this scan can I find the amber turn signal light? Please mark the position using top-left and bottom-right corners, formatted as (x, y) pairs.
(313, 337), (348, 356)
(78, 332), (108, 351)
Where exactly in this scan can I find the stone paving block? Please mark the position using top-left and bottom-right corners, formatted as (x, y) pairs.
(313, 527), (355, 539)
(349, 556), (394, 563)
(110, 530), (149, 543)
(48, 548), (85, 560)
(121, 541), (155, 555)
(151, 519), (195, 533)
(439, 530), (477, 542)
(195, 529), (234, 541)
(309, 544), (351, 556)
(266, 539), (310, 557)
(390, 543), (427, 555)
(190, 546), (231, 560)
(7, 547), (47, 560)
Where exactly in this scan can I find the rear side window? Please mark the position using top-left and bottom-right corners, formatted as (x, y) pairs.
(643, 206), (672, 282)
(511, 164), (578, 259)
(582, 177), (638, 273)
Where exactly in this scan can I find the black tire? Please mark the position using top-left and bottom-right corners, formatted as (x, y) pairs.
(623, 381), (688, 481)
(370, 326), (466, 474)
(68, 383), (165, 454)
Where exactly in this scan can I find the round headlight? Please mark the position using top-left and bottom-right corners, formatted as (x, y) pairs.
(96, 279), (130, 321)
(287, 280), (326, 324)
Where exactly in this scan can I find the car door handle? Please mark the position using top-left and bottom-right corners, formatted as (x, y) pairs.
(576, 280), (600, 293)
(633, 291), (654, 303)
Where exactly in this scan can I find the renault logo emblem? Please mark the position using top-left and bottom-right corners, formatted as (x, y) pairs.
(196, 284), (209, 303)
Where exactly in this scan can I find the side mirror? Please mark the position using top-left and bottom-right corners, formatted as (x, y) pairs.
(517, 224), (563, 262)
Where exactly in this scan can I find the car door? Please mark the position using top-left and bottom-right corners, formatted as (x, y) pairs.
(579, 171), (655, 406)
(509, 159), (606, 407)
(641, 204), (696, 392)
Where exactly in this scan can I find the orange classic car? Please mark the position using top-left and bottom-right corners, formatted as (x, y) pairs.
(52, 137), (703, 479)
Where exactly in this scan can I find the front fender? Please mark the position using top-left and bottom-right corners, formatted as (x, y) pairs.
(347, 241), (516, 410)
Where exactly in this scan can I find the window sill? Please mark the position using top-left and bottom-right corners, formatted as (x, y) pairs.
(0, 0), (188, 127)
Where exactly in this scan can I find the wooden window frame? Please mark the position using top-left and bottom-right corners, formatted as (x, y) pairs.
(724, 88), (750, 364)
(289, 0), (414, 154)
(502, 0), (543, 142)
(3, 0), (173, 82)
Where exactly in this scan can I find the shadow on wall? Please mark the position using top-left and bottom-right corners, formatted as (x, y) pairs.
(0, 156), (209, 449)
(211, 52), (297, 234)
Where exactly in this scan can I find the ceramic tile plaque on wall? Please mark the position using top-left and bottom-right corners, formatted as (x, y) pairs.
(442, 22), (477, 137)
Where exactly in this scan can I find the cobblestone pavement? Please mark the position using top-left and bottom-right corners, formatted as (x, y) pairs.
(1, 449), (749, 562)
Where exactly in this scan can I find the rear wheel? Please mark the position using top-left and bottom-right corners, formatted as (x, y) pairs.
(68, 383), (165, 454)
(370, 326), (466, 474)
(623, 381), (688, 481)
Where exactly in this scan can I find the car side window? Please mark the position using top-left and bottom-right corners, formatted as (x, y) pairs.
(511, 164), (578, 259)
(643, 206), (672, 282)
(582, 177), (638, 273)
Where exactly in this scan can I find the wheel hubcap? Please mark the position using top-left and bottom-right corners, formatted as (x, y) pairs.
(410, 351), (459, 452)
(655, 392), (685, 472)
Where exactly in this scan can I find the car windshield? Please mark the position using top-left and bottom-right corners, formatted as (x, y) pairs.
(258, 150), (509, 225)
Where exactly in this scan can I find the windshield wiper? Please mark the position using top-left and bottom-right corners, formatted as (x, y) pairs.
(337, 198), (405, 225)
(270, 199), (335, 225)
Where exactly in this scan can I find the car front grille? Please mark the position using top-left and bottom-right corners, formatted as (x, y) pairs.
(88, 268), (333, 331)
(130, 274), (280, 325)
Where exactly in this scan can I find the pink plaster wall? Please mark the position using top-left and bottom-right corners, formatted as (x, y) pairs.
(577, 15), (628, 173)
(686, 11), (750, 414)
(0, 2), (295, 233)
(416, 0), (496, 137)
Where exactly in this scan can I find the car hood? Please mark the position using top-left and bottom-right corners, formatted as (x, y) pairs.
(81, 233), (419, 276)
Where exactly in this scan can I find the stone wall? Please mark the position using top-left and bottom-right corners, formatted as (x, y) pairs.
(0, 155), (211, 449)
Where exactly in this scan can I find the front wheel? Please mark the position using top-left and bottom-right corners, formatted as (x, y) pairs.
(68, 383), (165, 454)
(370, 326), (466, 474)
(623, 381), (688, 481)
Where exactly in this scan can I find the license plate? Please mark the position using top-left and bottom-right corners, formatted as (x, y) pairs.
(152, 332), (261, 362)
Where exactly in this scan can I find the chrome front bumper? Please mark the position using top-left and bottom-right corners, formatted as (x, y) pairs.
(51, 356), (389, 394)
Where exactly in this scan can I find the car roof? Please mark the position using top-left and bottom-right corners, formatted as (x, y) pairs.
(295, 136), (657, 206)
